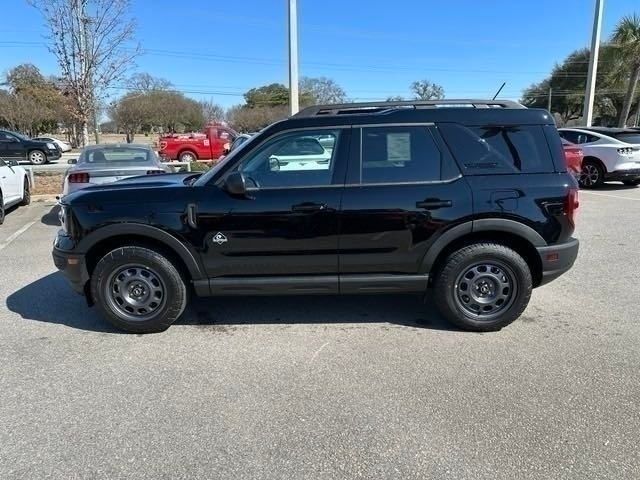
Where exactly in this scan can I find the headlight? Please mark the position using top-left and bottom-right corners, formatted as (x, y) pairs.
(46, 142), (56, 150)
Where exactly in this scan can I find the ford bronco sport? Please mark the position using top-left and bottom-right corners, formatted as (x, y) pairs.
(53, 99), (580, 333)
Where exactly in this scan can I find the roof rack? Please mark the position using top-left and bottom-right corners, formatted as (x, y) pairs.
(294, 99), (526, 118)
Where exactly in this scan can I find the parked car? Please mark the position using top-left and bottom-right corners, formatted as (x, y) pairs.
(562, 138), (583, 180)
(32, 136), (73, 153)
(558, 127), (640, 188)
(0, 130), (61, 165)
(158, 124), (238, 162)
(0, 158), (30, 224)
(53, 99), (579, 334)
(224, 133), (253, 154)
(62, 144), (170, 196)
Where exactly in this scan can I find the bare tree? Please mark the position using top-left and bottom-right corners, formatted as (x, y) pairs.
(410, 80), (445, 100)
(127, 73), (172, 92)
(299, 77), (347, 104)
(28, 0), (140, 146)
(200, 99), (226, 123)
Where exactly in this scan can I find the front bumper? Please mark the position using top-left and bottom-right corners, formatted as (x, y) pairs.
(52, 230), (89, 295)
(536, 238), (579, 286)
(47, 148), (62, 160)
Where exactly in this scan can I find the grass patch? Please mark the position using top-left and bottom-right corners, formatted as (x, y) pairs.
(32, 172), (63, 196)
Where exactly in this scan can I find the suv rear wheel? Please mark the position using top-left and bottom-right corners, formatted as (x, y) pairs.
(91, 246), (188, 333)
(433, 243), (532, 332)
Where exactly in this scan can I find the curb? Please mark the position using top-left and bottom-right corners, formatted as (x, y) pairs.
(31, 195), (60, 203)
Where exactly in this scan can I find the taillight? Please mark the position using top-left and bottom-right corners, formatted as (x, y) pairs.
(565, 188), (579, 228)
(68, 172), (90, 183)
(159, 141), (167, 150)
(146, 170), (165, 175)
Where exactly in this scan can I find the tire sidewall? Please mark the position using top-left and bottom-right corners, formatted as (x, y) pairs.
(21, 180), (31, 206)
(436, 245), (532, 331)
(91, 247), (187, 333)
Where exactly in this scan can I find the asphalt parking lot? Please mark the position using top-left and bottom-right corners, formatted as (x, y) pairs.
(1, 187), (639, 479)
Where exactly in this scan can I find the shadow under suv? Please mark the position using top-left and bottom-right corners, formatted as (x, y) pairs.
(53, 99), (580, 333)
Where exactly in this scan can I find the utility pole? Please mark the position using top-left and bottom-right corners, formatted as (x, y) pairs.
(583, 0), (604, 126)
(288, 0), (299, 115)
(548, 87), (552, 112)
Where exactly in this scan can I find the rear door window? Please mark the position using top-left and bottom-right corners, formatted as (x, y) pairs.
(439, 124), (555, 174)
(360, 126), (446, 184)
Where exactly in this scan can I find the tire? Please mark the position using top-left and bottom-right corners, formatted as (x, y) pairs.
(20, 179), (31, 206)
(178, 151), (197, 162)
(28, 150), (48, 165)
(579, 160), (604, 189)
(90, 246), (188, 333)
(433, 243), (533, 332)
(0, 191), (4, 225)
(622, 179), (640, 187)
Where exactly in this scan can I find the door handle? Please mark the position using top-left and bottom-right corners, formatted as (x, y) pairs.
(292, 202), (327, 213)
(416, 199), (452, 210)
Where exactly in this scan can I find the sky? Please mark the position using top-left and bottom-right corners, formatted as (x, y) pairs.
(0, 0), (638, 109)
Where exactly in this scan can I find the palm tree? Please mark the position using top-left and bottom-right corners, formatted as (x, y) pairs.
(612, 14), (640, 127)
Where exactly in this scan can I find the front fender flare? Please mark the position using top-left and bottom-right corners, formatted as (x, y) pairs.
(76, 223), (205, 280)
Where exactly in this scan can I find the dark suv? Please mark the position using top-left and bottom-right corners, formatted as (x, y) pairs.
(53, 100), (579, 333)
(0, 130), (62, 165)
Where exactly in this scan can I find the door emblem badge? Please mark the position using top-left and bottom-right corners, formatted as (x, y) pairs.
(212, 232), (228, 245)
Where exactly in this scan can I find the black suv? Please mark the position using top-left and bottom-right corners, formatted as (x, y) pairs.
(0, 130), (62, 165)
(53, 100), (579, 333)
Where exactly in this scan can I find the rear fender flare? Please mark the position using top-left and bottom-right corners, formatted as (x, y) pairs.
(420, 219), (546, 273)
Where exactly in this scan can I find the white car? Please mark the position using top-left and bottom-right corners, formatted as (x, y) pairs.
(0, 158), (30, 224)
(269, 137), (332, 171)
(33, 136), (73, 153)
(558, 128), (640, 188)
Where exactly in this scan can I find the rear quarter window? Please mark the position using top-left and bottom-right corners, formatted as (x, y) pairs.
(438, 123), (555, 174)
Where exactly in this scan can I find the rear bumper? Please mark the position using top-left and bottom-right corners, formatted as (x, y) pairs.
(536, 238), (579, 286)
(52, 231), (89, 295)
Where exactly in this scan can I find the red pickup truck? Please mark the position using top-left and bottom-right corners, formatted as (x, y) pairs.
(158, 124), (238, 162)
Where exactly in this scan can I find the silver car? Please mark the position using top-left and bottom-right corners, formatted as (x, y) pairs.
(62, 144), (170, 195)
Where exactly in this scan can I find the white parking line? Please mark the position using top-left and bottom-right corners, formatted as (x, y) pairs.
(580, 191), (640, 202)
(0, 220), (37, 252)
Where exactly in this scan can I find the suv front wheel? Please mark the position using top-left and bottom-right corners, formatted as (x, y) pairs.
(91, 246), (188, 333)
(434, 243), (532, 332)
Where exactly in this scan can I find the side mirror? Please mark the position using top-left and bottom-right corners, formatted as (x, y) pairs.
(7, 159), (19, 167)
(224, 171), (248, 196)
(67, 158), (77, 164)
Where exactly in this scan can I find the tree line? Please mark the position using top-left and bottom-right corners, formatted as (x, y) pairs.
(522, 13), (640, 127)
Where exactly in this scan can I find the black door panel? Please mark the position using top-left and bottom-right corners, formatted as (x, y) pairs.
(339, 180), (473, 274)
(196, 128), (350, 280)
(198, 187), (342, 277)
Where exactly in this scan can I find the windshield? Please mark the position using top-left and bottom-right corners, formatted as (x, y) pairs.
(79, 147), (156, 166)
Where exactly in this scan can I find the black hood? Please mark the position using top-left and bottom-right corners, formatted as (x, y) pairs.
(62, 172), (202, 205)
